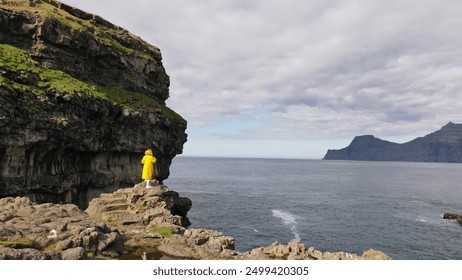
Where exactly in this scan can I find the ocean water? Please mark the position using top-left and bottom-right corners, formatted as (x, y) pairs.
(165, 157), (462, 260)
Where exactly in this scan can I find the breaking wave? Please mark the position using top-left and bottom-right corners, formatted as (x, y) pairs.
(271, 209), (301, 240)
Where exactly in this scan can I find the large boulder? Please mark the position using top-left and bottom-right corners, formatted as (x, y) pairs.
(157, 229), (236, 259)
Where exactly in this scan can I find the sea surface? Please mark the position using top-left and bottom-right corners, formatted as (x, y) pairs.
(165, 157), (462, 260)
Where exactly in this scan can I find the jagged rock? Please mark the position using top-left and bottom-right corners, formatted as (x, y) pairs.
(82, 182), (197, 258)
(443, 213), (462, 226)
(360, 249), (391, 260)
(237, 239), (390, 260)
(0, 246), (60, 260)
(0, 196), (128, 260)
(324, 122), (462, 163)
(61, 247), (86, 260)
(157, 229), (235, 259)
(0, 0), (187, 208)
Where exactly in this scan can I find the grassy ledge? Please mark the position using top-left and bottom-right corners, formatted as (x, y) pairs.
(0, 44), (184, 121)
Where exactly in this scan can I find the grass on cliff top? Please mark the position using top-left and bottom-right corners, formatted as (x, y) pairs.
(0, 0), (154, 60)
(0, 44), (183, 121)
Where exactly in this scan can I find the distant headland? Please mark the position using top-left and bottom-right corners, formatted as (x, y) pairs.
(324, 122), (462, 163)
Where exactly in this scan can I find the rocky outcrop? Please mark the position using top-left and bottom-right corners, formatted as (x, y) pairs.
(0, 182), (194, 260)
(0, 0), (187, 207)
(238, 240), (390, 260)
(0, 246), (60, 260)
(86, 182), (192, 230)
(0, 196), (128, 259)
(84, 183), (232, 259)
(443, 213), (462, 226)
(157, 235), (390, 260)
(324, 122), (462, 162)
(84, 183), (238, 260)
(157, 229), (236, 259)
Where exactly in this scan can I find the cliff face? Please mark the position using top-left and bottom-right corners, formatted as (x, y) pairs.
(324, 122), (462, 162)
(0, 0), (169, 103)
(0, 0), (187, 208)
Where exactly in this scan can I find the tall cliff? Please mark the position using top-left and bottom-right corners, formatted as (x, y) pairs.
(324, 122), (462, 162)
(0, 0), (187, 207)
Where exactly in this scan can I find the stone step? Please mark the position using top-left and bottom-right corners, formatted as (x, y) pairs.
(100, 203), (129, 212)
(101, 211), (141, 225)
(98, 197), (128, 205)
(101, 191), (128, 199)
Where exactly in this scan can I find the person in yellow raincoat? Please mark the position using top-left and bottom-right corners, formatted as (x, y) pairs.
(141, 149), (157, 188)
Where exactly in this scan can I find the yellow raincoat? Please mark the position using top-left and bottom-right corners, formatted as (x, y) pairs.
(141, 149), (157, 180)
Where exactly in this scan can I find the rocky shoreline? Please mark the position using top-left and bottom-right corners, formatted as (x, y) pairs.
(1, 182), (391, 260)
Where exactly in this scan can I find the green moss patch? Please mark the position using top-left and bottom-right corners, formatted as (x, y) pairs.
(43, 241), (60, 252)
(0, 44), (94, 97)
(149, 225), (174, 238)
(0, 237), (34, 249)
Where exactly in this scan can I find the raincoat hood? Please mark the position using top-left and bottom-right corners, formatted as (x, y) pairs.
(145, 149), (153, 156)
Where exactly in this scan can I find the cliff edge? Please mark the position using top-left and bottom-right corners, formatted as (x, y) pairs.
(0, 0), (187, 208)
(324, 122), (462, 162)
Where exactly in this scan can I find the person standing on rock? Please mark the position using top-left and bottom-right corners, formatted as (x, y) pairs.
(141, 149), (157, 188)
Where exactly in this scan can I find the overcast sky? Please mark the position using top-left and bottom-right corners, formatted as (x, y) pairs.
(60, 0), (462, 159)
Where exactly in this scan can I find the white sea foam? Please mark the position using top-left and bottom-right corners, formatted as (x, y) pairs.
(272, 209), (301, 240)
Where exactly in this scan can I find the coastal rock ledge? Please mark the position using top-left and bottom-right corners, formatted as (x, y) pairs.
(1, 183), (390, 260)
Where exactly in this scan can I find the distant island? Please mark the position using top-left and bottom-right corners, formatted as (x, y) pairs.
(324, 122), (462, 163)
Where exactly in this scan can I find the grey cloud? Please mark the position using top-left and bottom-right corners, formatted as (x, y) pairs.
(60, 0), (462, 140)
